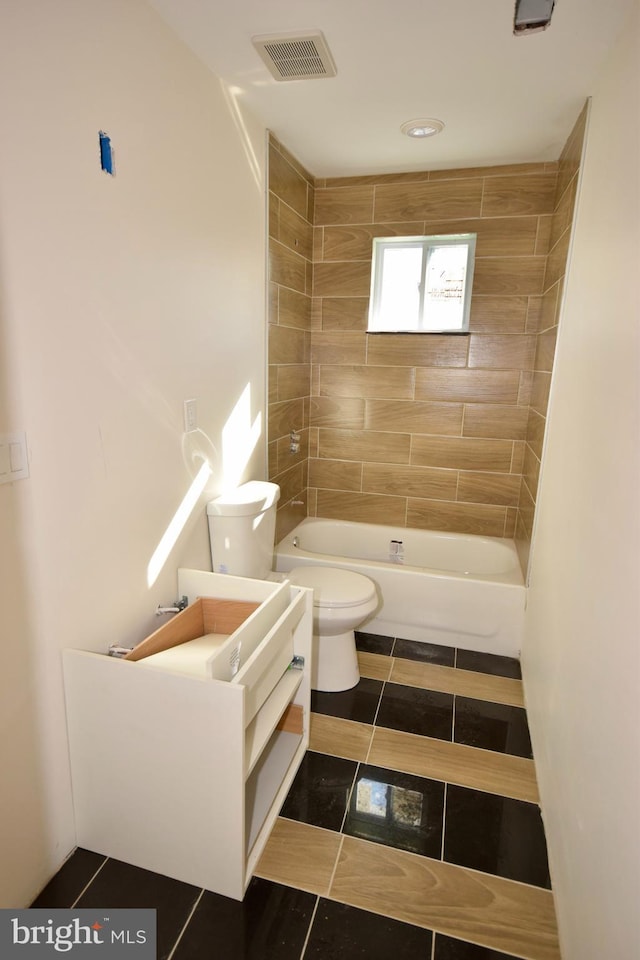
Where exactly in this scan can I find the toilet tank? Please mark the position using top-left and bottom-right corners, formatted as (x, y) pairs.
(207, 481), (281, 579)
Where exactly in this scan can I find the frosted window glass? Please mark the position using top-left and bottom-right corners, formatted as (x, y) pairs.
(377, 245), (422, 331)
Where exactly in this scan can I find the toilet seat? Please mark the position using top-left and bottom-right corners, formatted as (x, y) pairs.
(287, 566), (376, 608)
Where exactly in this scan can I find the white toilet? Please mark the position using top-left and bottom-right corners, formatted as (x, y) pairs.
(282, 564), (377, 692)
(206, 481), (378, 692)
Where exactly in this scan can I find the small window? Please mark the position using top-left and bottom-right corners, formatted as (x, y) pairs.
(368, 233), (476, 334)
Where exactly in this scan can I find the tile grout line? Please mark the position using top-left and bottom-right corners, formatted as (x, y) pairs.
(429, 930), (437, 960)
(338, 763), (360, 835)
(440, 781), (448, 864)
(451, 692), (457, 745)
(298, 896), (321, 960)
(70, 857), (110, 908)
(325, 835), (346, 900)
(363, 719), (376, 765)
(370, 676), (387, 730)
(166, 888), (205, 960)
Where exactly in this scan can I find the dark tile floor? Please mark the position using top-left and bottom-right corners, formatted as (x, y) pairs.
(355, 634), (522, 680)
(315, 638), (531, 759)
(31, 636), (546, 960)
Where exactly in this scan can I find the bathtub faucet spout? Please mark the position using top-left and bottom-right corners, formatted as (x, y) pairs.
(389, 539), (404, 563)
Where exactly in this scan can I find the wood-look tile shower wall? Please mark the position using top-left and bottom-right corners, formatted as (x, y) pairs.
(268, 113), (584, 549)
(516, 105), (587, 571)
(268, 137), (314, 541)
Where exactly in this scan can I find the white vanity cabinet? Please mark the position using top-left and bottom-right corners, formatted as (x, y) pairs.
(62, 569), (313, 900)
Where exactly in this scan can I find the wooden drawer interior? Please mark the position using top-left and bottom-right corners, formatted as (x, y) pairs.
(124, 597), (260, 661)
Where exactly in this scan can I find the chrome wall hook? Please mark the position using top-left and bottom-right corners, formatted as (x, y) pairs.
(155, 596), (188, 616)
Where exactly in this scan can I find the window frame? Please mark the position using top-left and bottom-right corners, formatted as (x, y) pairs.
(367, 232), (477, 334)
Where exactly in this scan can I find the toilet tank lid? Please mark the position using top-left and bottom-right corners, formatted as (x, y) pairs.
(207, 481), (280, 517)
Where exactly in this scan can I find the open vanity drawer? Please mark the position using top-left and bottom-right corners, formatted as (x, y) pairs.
(62, 569), (313, 900)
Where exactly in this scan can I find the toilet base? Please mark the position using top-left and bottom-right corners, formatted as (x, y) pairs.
(311, 628), (360, 692)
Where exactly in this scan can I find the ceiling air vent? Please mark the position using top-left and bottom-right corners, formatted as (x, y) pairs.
(251, 31), (337, 81)
(513, 0), (555, 34)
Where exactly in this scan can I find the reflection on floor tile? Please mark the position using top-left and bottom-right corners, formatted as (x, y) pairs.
(394, 638), (456, 666)
(454, 697), (532, 758)
(377, 683), (453, 740)
(434, 932), (523, 959)
(171, 878), (315, 960)
(279, 751), (357, 831)
(311, 677), (383, 724)
(444, 785), (550, 888)
(368, 727), (539, 803)
(456, 649), (522, 680)
(305, 898), (433, 958)
(355, 632), (394, 656)
(74, 857), (201, 960)
(343, 764), (445, 859)
(31, 847), (106, 908)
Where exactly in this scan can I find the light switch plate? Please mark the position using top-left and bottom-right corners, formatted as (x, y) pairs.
(0, 432), (29, 483)
(183, 399), (197, 433)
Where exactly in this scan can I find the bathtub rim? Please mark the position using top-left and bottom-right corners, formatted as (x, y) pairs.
(276, 517), (524, 588)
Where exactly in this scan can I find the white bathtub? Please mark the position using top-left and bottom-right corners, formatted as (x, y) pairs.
(275, 518), (525, 658)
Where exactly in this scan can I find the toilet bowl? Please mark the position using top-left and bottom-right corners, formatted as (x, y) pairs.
(285, 566), (378, 692)
(206, 481), (379, 693)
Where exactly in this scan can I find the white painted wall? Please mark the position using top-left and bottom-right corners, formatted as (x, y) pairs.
(523, 5), (640, 959)
(0, 1), (266, 906)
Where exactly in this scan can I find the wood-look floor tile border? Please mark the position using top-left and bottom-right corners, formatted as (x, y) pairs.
(391, 659), (525, 708)
(368, 726), (540, 804)
(256, 818), (558, 960)
(309, 713), (539, 803)
(309, 712), (374, 761)
(328, 834), (560, 960)
(254, 817), (343, 896)
(358, 651), (525, 708)
(356, 649), (393, 681)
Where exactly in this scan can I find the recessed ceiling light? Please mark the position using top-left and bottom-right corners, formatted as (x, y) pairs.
(400, 118), (445, 139)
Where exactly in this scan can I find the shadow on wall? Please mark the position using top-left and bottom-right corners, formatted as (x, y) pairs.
(0, 258), (51, 907)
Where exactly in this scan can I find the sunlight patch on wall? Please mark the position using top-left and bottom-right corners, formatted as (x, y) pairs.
(221, 82), (263, 192)
(222, 383), (262, 491)
(146, 458), (212, 587)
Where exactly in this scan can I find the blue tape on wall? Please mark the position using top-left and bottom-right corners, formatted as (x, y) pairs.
(99, 130), (114, 175)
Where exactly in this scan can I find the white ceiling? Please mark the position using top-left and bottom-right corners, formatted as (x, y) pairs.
(148, 0), (633, 177)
